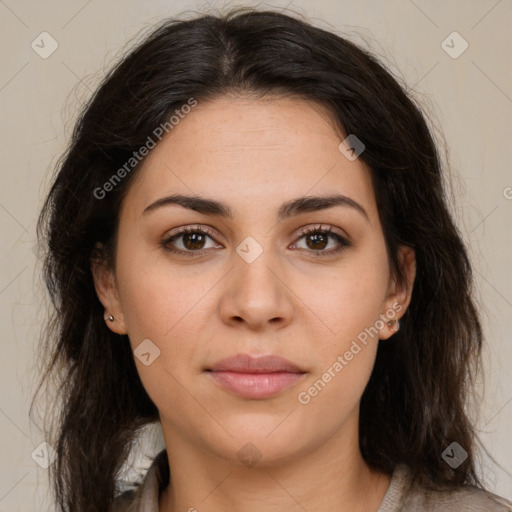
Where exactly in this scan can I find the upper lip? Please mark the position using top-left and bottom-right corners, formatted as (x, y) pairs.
(208, 354), (305, 373)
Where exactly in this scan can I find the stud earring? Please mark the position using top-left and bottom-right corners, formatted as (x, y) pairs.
(104, 313), (115, 322)
(387, 318), (400, 333)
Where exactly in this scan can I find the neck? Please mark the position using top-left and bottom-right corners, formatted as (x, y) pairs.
(158, 417), (391, 512)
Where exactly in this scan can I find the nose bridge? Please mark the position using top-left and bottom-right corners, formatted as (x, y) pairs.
(234, 233), (282, 298)
(220, 232), (294, 327)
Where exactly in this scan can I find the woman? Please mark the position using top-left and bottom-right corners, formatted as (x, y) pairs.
(33, 7), (512, 512)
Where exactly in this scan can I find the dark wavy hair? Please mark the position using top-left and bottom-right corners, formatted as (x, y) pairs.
(32, 7), (490, 512)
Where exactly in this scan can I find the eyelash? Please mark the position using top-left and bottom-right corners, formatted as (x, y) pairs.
(162, 224), (351, 258)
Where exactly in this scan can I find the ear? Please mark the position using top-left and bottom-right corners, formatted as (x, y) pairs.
(90, 246), (127, 335)
(378, 245), (416, 340)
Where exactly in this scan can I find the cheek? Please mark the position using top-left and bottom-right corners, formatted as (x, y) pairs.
(297, 249), (390, 351)
(295, 267), (386, 420)
(294, 342), (377, 441)
(115, 236), (214, 343)
(291, 244), (389, 415)
(114, 251), (210, 418)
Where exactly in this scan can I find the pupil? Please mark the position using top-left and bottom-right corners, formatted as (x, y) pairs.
(307, 233), (327, 250)
(184, 232), (205, 250)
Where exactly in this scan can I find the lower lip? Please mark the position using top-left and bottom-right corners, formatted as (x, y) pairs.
(208, 371), (305, 399)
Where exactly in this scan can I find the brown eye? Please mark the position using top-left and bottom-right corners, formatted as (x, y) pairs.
(182, 231), (207, 250)
(305, 231), (329, 250)
(162, 226), (221, 256)
(293, 225), (351, 256)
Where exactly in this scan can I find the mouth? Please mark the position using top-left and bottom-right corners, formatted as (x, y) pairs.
(205, 353), (307, 400)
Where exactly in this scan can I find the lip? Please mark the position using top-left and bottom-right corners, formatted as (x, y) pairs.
(206, 354), (307, 399)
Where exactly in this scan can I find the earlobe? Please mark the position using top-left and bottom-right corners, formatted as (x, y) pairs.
(90, 251), (127, 335)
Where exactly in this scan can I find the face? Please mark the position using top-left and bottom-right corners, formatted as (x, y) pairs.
(93, 95), (415, 466)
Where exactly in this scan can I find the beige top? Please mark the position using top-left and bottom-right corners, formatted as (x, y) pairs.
(112, 450), (512, 511)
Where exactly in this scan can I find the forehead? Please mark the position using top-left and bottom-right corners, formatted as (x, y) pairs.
(120, 95), (378, 223)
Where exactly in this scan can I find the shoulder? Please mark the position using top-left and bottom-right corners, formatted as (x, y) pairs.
(405, 485), (512, 511)
(110, 449), (168, 512)
(111, 489), (137, 512)
(380, 465), (512, 512)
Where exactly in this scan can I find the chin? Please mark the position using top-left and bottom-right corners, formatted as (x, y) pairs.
(201, 415), (312, 468)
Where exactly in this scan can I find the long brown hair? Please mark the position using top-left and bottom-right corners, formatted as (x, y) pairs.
(32, 7), (488, 512)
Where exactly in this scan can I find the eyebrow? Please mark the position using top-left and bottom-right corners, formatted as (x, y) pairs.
(142, 193), (370, 222)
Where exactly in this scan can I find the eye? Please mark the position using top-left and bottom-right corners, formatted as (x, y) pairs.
(162, 225), (221, 256)
(291, 224), (351, 256)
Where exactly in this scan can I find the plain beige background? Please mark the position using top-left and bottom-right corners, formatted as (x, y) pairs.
(0, 0), (511, 509)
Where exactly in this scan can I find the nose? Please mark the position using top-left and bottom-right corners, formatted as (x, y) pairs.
(218, 248), (295, 331)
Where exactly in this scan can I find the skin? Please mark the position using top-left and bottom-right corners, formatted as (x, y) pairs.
(93, 95), (416, 512)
